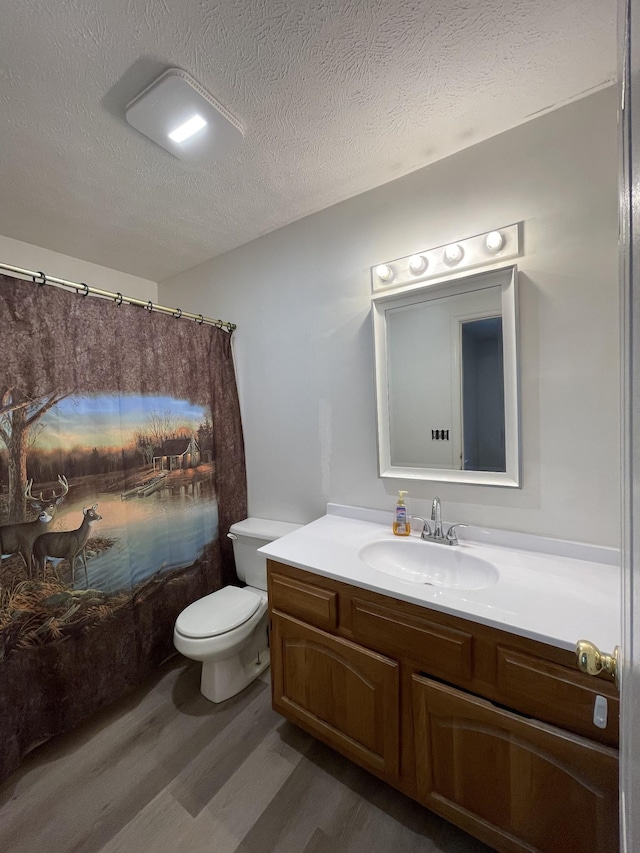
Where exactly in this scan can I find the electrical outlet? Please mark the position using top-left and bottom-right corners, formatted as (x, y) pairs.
(431, 429), (450, 440)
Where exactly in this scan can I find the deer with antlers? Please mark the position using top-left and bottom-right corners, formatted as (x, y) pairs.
(0, 475), (69, 576)
(33, 504), (102, 588)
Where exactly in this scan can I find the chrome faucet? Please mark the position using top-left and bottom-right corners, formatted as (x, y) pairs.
(431, 496), (444, 539)
(412, 497), (467, 546)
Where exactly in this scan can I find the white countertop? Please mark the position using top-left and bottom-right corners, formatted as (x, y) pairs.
(259, 504), (621, 654)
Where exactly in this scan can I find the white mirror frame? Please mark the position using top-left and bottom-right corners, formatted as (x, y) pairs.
(372, 263), (521, 487)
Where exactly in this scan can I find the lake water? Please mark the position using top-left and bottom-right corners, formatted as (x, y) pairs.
(50, 481), (219, 594)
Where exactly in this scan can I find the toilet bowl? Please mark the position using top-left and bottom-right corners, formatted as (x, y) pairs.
(173, 517), (301, 703)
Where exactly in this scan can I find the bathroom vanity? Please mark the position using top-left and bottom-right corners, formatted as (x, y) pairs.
(261, 505), (620, 853)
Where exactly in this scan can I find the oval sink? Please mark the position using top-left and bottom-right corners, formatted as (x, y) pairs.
(358, 538), (499, 590)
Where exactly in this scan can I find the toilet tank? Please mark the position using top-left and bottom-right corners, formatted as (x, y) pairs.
(228, 517), (302, 590)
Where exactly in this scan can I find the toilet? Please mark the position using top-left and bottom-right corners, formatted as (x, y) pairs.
(173, 517), (301, 703)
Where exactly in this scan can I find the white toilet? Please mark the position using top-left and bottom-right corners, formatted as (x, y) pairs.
(173, 517), (301, 703)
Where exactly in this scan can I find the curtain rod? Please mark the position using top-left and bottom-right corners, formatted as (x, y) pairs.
(0, 261), (236, 332)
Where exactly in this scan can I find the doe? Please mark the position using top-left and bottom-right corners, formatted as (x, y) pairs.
(33, 504), (103, 588)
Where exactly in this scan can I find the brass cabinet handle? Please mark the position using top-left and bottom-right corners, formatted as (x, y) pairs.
(576, 640), (619, 688)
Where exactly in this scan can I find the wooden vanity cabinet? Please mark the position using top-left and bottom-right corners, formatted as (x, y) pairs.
(413, 677), (618, 853)
(267, 561), (620, 853)
(270, 612), (400, 780)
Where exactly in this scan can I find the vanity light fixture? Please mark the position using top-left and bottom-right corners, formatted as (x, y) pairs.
(485, 230), (505, 253)
(408, 254), (428, 274)
(125, 68), (244, 164)
(376, 264), (395, 282)
(370, 224), (521, 293)
(444, 243), (464, 265)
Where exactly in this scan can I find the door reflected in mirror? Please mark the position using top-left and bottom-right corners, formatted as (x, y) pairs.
(461, 316), (505, 472)
(373, 264), (520, 487)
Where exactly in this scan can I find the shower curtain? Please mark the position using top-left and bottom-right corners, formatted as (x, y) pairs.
(0, 273), (247, 783)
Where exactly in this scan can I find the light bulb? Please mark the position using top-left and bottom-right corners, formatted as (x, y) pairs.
(444, 244), (463, 265)
(375, 264), (394, 282)
(485, 231), (504, 253)
(408, 255), (427, 275)
(168, 114), (207, 143)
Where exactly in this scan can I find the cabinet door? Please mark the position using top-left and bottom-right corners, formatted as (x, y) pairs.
(271, 611), (400, 781)
(412, 675), (619, 853)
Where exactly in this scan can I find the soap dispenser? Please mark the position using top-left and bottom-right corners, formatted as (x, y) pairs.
(393, 490), (411, 536)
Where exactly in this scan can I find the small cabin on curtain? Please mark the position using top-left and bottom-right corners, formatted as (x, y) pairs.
(153, 435), (200, 471)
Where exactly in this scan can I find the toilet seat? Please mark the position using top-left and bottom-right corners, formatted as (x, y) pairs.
(175, 586), (263, 639)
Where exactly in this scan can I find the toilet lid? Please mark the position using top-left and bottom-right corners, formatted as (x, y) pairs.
(175, 586), (263, 639)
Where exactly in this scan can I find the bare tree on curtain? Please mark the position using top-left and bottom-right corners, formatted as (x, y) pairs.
(0, 388), (69, 521)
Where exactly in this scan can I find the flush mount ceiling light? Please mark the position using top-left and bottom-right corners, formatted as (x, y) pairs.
(168, 114), (207, 143)
(370, 224), (521, 293)
(125, 68), (244, 164)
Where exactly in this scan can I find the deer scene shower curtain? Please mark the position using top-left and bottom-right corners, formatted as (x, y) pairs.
(0, 273), (246, 783)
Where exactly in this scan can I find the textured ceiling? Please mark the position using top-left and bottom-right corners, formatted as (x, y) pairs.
(0, 0), (616, 281)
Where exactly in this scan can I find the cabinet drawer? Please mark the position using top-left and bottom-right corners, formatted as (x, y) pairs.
(351, 598), (473, 681)
(269, 571), (338, 631)
(496, 646), (619, 747)
(412, 675), (619, 853)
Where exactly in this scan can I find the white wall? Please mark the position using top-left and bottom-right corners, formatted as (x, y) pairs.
(0, 234), (157, 301)
(160, 87), (619, 547)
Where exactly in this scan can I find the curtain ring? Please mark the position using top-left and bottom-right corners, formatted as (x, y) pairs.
(80, 283), (89, 297)
(115, 292), (123, 306)
(36, 271), (47, 286)
(197, 314), (204, 324)
(146, 301), (154, 312)
(215, 320), (223, 329)
(172, 308), (182, 319)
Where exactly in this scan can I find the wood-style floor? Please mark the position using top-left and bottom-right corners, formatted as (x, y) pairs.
(0, 657), (492, 853)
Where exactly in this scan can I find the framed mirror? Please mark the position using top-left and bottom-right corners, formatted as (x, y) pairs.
(372, 264), (520, 487)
